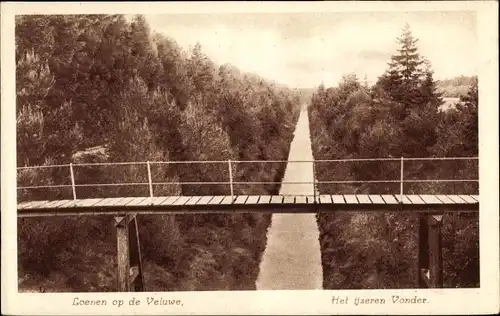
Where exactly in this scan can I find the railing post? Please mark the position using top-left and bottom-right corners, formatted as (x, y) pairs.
(69, 163), (76, 201)
(312, 160), (317, 203)
(453, 166), (457, 194)
(400, 157), (404, 201)
(228, 160), (234, 198)
(147, 161), (154, 198)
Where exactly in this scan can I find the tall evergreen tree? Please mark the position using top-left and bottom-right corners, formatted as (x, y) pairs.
(393, 24), (424, 84)
(188, 42), (215, 95)
(377, 23), (425, 106)
(362, 74), (370, 91)
(457, 78), (478, 155)
(418, 59), (444, 108)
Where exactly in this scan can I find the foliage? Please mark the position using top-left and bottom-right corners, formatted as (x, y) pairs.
(16, 14), (301, 292)
(437, 75), (477, 98)
(309, 24), (479, 288)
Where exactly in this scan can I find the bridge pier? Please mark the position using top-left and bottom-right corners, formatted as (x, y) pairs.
(114, 214), (144, 292)
(417, 214), (443, 288)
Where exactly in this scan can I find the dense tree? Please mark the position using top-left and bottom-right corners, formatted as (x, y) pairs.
(377, 23), (424, 106)
(309, 24), (478, 289)
(437, 75), (477, 98)
(16, 14), (301, 292)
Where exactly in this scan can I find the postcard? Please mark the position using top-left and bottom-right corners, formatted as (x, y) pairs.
(1, 1), (499, 315)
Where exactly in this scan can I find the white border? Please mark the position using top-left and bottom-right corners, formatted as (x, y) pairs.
(1, 1), (499, 315)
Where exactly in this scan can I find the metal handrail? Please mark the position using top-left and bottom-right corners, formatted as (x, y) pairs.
(17, 157), (479, 200)
(17, 179), (479, 189)
(16, 156), (479, 169)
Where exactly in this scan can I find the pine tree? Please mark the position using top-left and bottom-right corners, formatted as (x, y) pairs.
(377, 23), (425, 106)
(362, 74), (370, 91)
(373, 23), (444, 158)
(392, 24), (424, 84)
(188, 42), (215, 94)
(129, 15), (162, 91)
(317, 81), (326, 95)
(418, 59), (443, 108)
(458, 78), (478, 155)
(311, 81), (326, 108)
(338, 73), (361, 98)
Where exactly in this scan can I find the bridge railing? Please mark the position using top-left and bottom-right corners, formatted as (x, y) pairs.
(17, 157), (479, 201)
(314, 156), (479, 195)
(16, 157), (480, 291)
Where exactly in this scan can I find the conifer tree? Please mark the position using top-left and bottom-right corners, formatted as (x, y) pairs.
(418, 59), (444, 109)
(362, 74), (370, 91)
(338, 73), (361, 99)
(377, 23), (425, 106)
(188, 42), (215, 94)
(14, 13), (305, 292)
(318, 81), (326, 94)
(393, 24), (424, 84)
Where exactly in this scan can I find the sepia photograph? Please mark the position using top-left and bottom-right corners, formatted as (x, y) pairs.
(2, 1), (499, 315)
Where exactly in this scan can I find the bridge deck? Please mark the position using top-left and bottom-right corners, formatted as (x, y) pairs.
(17, 194), (479, 217)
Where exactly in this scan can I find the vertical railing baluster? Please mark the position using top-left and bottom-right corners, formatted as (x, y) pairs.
(69, 163), (76, 201)
(228, 160), (234, 199)
(147, 161), (153, 197)
(312, 160), (317, 203)
(400, 157), (404, 201)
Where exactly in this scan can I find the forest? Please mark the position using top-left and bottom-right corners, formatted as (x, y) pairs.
(16, 14), (302, 291)
(16, 15), (479, 291)
(308, 24), (479, 288)
(437, 75), (477, 98)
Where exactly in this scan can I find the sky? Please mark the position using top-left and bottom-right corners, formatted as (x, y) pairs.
(143, 11), (477, 89)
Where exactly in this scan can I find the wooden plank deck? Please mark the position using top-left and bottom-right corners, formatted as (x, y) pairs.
(17, 194), (479, 217)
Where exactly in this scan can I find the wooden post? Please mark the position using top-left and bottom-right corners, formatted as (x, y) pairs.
(115, 216), (130, 292)
(228, 160), (234, 198)
(428, 215), (444, 288)
(400, 157), (404, 202)
(128, 214), (144, 291)
(114, 214), (145, 292)
(147, 161), (154, 198)
(312, 160), (317, 203)
(69, 163), (76, 200)
(417, 214), (430, 288)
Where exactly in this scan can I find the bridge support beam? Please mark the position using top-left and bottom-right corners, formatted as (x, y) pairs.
(417, 214), (444, 288)
(417, 214), (430, 287)
(114, 214), (144, 292)
(428, 215), (444, 288)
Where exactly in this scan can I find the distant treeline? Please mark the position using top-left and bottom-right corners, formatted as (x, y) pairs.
(308, 24), (478, 289)
(16, 15), (301, 292)
(437, 75), (477, 98)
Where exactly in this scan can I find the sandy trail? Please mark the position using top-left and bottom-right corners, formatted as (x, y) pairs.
(256, 108), (323, 290)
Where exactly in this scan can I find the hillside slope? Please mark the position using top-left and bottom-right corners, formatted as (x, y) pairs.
(16, 14), (302, 292)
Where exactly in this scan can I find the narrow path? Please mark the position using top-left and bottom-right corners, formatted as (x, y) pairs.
(256, 108), (323, 290)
